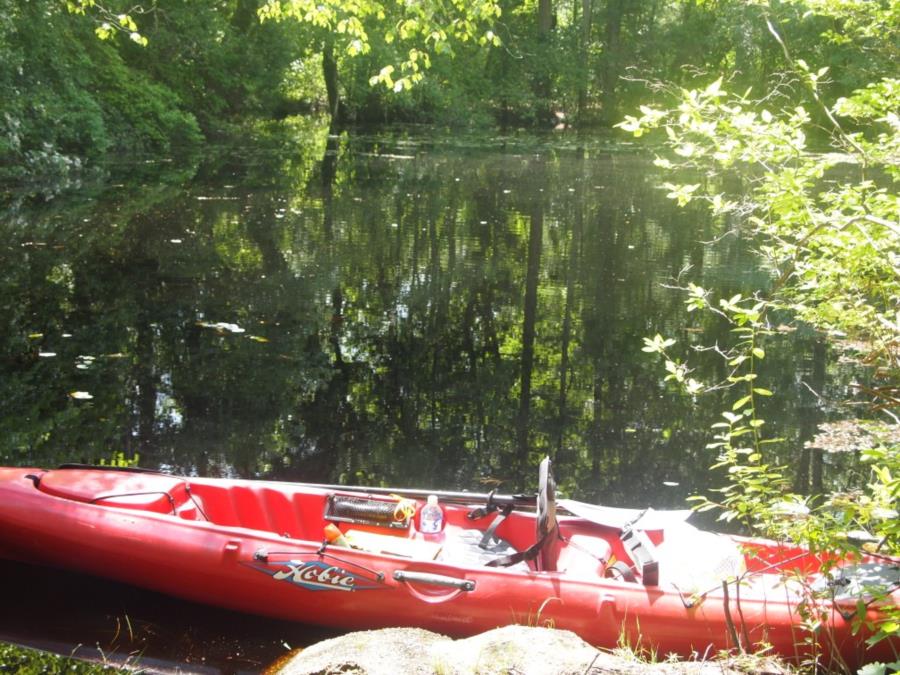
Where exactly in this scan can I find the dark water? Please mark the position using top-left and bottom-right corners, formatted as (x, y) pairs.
(0, 559), (335, 673)
(0, 123), (859, 670)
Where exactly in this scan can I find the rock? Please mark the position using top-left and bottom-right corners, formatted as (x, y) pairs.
(430, 625), (601, 674)
(278, 627), (450, 675)
(276, 626), (792, 675)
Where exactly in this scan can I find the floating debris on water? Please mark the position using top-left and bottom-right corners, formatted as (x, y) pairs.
(198, 321), (246, 334)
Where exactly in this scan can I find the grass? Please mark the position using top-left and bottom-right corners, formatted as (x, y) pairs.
(0, 642), (128, 674)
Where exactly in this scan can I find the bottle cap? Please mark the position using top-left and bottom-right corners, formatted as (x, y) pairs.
(427, 495), (438, 506)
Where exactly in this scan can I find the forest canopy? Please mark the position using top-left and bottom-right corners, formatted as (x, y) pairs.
(2, 0), (896, 178)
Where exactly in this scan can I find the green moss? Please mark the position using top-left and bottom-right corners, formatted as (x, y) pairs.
(0, 643), (127, 674)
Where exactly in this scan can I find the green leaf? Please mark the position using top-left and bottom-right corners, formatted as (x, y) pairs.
(703, 77), (723, 98)
(753, 388), (773, 396)
(732, 395), (752, 410)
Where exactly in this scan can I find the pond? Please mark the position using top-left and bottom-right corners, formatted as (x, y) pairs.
(0, 123), (855, 671)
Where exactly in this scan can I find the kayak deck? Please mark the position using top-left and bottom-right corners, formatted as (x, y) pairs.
(27, 467), (828, 584)
(33, 467), (614, 574)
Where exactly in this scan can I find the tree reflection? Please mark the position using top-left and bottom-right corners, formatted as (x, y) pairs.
(0, 129), (850, 506)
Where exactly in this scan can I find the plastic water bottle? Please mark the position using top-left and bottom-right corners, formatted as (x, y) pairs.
(419, 495), (443, 533)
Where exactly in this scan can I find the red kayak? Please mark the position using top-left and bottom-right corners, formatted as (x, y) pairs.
(0, 461), (896, 670)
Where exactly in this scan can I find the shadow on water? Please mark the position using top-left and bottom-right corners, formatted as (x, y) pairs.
(0, 558), (333, 673)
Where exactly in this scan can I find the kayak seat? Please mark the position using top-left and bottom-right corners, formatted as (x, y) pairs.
(557, 535), (612, 578)
(185, 482), (322, 540)
(437, 529), (530, 572)
(38, 469), (191, 514)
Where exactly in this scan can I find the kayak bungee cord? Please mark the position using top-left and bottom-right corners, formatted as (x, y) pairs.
(184, 483), (210, 521)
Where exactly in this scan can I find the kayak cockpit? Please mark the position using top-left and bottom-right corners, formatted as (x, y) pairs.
(25, 465), (897, 620)
(32, 467), (841, 592)
(32, 468), (346, 543)
(27, 467), (621, 576)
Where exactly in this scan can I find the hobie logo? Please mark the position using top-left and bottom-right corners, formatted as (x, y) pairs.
(274, 561), (355, 590)
(248, 556), (384, 592)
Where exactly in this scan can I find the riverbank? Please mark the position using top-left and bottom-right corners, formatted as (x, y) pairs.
(3, 626), (799, 674)
(274, 626), (795, 675)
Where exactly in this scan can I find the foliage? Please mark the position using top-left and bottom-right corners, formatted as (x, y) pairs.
(0, 0), (200, 181)
(623, 0), (899, 656)
(618, 79), (898, 410)
(644, 289), (900, 657)
(0, 642), (126, 674)
(99, 451), (140, 468)
(5, 0), (898, 178)
(65, 0), (148, 45)
(260, 0), (502, 94)
(115, 0), (307, 132)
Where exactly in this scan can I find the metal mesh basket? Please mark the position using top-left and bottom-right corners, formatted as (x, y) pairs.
(325, 494), (410, 530)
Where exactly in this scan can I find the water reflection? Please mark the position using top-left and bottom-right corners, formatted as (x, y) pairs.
(0, 124), (843, 505)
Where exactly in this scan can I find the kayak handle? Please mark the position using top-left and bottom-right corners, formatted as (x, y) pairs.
(393, 570), (475, 592)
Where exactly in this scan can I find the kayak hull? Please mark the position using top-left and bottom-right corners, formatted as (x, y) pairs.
(0, 467), (894, 670)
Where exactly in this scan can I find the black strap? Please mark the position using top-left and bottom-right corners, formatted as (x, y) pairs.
(606, 560), (637, 582)
(486, 523), (558, 568)
(467, 490), (499, 521)
(620, 524), (660, 586)
(479, 503), (513, 549)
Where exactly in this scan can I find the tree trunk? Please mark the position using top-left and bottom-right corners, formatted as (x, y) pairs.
(135, 314), (157, 455)
(556, 161), (584, 465)
(323, 38), (340, 123)
(577, 0), (593, 118)
(516, 179), (545, 479)
(600, 0), (625, 126)
(538, 0), (554, 34)
(534, 0), (554, 124)
(232, 0), (260, 33)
